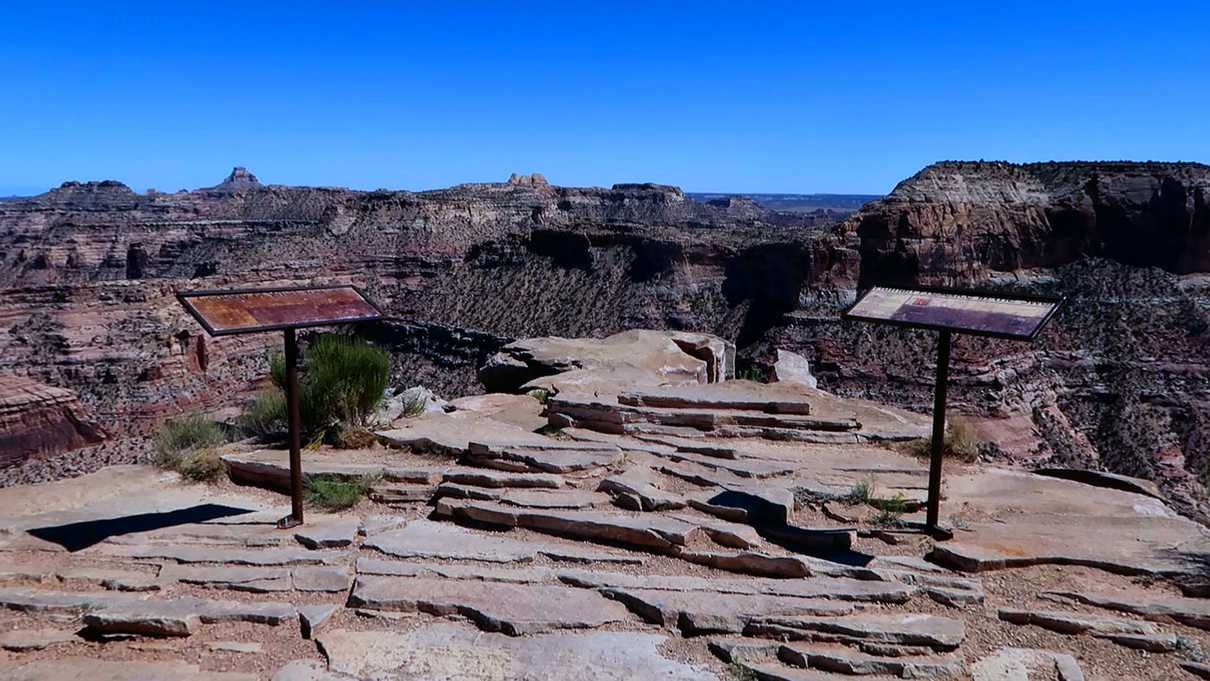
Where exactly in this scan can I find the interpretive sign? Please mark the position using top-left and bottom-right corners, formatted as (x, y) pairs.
(844, 285), (1063, 533)
(177, 284), (383, 529)
(844, 287), (1061, 341)
(177, 285), (381, 337)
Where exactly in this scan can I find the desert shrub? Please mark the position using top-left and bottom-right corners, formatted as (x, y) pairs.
(872, 492), (908, 527)
(152, 415), (227, 481)
(267, 334), (389, 440)
(399, 389), (429, 418)
(304, 474), (375, 510)
(525, 387), (553, 404)
(843, 479), (873, 505)
(900, 415), (983, 463)
(737, 366), (767, 383)
(238, 390), (287, 438)
(335, 424), (378, 449)
(175, 448), (225, 481)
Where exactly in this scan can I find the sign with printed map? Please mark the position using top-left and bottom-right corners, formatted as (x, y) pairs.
(177, 285), (381, 337)
(844, 286), (1062, 340)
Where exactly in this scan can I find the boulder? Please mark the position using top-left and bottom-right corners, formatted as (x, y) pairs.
(770, 349), (818, 389)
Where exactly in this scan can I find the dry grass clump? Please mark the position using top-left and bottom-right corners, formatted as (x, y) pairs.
(901, 415), (983, 463)
(152, 414), (228, 481)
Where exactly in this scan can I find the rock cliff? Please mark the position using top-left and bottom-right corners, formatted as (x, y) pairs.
(1, 162), (1208, 522)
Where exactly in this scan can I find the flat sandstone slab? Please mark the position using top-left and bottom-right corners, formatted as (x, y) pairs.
(0, 658), (258, 681)
(348, 576), (630, 635)
(314, 623), (718, 680)
(601, 586), (854, 635)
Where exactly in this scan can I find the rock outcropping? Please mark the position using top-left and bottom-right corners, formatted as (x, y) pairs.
(2, 162), (1209, 521)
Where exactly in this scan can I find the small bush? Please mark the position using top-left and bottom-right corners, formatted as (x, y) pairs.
(737, 366), (767, 383)
(267, 334), (390, 440)
(335, 424), (378, 449)
(238, 390), (287, 438)
(843, 479), (873, 505)
(175, 448), (225, 481)
(152, 415), (227, 481)
(526, 387), (553, 404)
(901, 415), (983, 463)
(872, 492), (908, 527)
(304, 474), (375, 510)
(399, 390), (429, 418)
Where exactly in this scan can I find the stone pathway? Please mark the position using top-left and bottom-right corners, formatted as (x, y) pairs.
(2, 374), (1209, 679)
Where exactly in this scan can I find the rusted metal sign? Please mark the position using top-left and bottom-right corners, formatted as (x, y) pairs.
(177, 285), (381, 336)
(844, 286), (1062, 340)
(844, 285), (1063, 534)
(176, 284), (382, 530)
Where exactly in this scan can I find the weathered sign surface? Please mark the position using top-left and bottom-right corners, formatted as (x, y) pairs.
(844, 286), (1062, 340)
(177, 285), (381, 336)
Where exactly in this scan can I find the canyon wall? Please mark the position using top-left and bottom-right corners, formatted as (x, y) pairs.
(2, 162), (1208, 520)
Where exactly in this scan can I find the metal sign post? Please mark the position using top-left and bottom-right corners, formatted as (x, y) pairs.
(844, 286), (1063, 532)
(177, 284), (382, 528)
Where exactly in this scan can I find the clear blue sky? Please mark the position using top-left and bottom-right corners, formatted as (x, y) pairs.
(2, 2), (1207, 195)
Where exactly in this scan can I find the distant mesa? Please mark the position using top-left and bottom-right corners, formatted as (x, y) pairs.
(203, 166), (263, 193)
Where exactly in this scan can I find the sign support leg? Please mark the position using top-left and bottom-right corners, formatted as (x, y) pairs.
(278, 327), (304, 529)
(925, 329), (951, 531)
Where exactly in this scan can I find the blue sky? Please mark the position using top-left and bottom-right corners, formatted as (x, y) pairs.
(1, 2), (1207, 195)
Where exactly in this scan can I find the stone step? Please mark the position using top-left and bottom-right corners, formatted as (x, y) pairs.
(998, 608), (1159, 636)
(746, 613), (965, 651)
(0, 658), (259, 681)
(442, 468), (566, 489)
(0, 587), (296, 637)
(363, 519), (643, 565)
(369, 483), (434, 504)
(434, 498), (760, 553)
(554, 569), (913, 604)
(778, 643), (963, 678)
(465, 443), (622, 474)
(618, 384), (816, 416)
(600, 586), (854, 635)
(435, 483), (605, 509)
(1044, 589), (1210, 630)
(347, 576), (630, 635)
(311, 624), (717, 680)
(548, 395), (860, 435)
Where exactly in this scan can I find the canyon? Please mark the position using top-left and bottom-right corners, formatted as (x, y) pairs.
(1, 162), (1208, 520)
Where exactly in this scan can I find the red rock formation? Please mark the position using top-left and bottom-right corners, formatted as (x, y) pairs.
(0, 375), (105, 465)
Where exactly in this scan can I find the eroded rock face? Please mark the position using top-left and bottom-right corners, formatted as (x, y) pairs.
(0, 375), (105, 465)
(4, 161), (1210, 519)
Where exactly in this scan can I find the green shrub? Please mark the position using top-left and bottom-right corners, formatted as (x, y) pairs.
(151, 415), (227, 481)
(266, 334), (390, 440)
(872, 492), (908, 527)
(304, 474), (375, 510)
(400, 390), (429, 418)
(238, 390), (287, 438)
(737, 366), (767, 383)
(843, 479), (873, 505)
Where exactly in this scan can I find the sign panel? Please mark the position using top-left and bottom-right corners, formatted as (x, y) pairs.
(178, 285), (381, 336)
(844, 286), (1062, 340)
